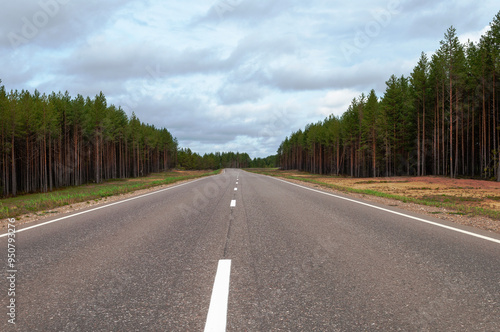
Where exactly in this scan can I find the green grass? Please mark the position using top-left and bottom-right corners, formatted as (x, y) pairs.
(247, 169), (500, 220)
(0, 170), (220, 220)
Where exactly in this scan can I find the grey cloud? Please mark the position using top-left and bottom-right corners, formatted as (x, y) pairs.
(0, 0), (138, 50)
(217, 82), (265, 105)
(225, 33), (298, 67)
(1, 0), (498, 159)
(57, 32), (297, 86)
(196, 0), (302, 26)
(61, 44), (225, 81)
(252, 61), (396, 92)
(401, 0), (488, 41)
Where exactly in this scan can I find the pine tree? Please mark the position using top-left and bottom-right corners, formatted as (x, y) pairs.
(411, 52), (429, 175)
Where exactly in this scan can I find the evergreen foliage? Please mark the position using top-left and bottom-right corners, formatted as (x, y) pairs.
(278, 12), (500, 180)
(0, 88), (177, 196)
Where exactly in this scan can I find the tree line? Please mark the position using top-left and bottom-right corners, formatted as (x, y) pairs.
(278, 12), (500, 180)
(177, 149), (276, 170)
(0, 82), (276, 197)
(0, 86), (178, 197)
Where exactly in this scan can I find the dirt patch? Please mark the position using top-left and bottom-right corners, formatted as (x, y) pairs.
(256, 170), (500, 235)
(276, 171), (500, 211)
(321, 176), (500, 211)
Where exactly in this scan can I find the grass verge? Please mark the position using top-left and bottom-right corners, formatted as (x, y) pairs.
(246, 169), (500, 220)
(0, 170), (220, 220)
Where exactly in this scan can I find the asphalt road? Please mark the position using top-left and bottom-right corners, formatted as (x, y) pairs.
(1, 169), (499, 331)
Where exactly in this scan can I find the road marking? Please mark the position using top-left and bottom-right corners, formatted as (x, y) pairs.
(230, 200), (236, 207)
(0, 177), (212, 238)
(236, 182), (238, 185)
(204, 259), (231, 332)
(269, 176), (500, 245)
(234, 188), (237, 191)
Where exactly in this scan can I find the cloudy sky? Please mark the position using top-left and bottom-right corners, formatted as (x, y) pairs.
(0, 0), (497, 158)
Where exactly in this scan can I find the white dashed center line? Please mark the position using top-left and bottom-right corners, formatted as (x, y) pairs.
(204, 259), (232, 332)
(230, 200), (236, 207)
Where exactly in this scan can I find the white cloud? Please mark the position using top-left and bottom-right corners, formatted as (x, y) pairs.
(459, 25), (490, 44)
(0, 0), (498, 158)
(317, 89), (362, 117)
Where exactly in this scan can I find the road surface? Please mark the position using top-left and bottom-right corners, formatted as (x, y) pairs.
(1, 169), (499, 331)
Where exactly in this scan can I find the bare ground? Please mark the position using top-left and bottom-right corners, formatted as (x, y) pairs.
(260, 170), (500, 235)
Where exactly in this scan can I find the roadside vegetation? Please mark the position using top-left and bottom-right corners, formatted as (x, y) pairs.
(247, 168), (500, 221)
(0, 170), (219, 220)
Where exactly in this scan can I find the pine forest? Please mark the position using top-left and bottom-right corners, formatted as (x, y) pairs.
(0, 89), (178, 197)
(278, 13), (500, 181)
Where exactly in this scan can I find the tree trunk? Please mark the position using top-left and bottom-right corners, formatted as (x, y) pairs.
(11, 132), (16, 196)
(449, 72), (453, 178)
(422, 88), (426, 175)
(417, 106), (421, 176)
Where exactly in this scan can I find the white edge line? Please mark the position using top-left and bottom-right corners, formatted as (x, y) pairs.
(204, 259), (231, 332)
(267, 176), (500, 245)
(0, 176), (211, 238)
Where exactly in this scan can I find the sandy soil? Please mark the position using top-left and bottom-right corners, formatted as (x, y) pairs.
(323, 176), (500, 210)
(274, 171), (500, 235)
